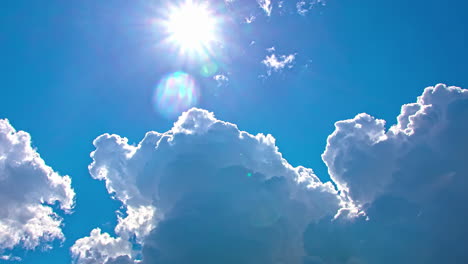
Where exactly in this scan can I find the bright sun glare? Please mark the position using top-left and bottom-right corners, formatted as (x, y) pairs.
(163, 0), (219, 57)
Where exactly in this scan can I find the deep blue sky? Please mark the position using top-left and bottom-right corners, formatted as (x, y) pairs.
(1, 0), (467, 263)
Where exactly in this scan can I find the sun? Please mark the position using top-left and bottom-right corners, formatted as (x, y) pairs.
(163, 0), (219, 58)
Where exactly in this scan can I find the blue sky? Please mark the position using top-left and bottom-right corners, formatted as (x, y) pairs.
(1, 0), (468, 263)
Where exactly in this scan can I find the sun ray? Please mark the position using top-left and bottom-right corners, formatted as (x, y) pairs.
(161, 0), (221, 59)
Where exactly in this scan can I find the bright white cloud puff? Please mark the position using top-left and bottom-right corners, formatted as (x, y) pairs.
(258, 0), (273, 16)
(71, 108), (351, 264)
(262, 53), (296, 75)
(0, 119), (75, 252)
(71, 228), (133, 264)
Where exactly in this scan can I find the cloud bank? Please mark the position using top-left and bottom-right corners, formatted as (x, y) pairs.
(72, 83), (468, 263)
(0, 119), (75, 252)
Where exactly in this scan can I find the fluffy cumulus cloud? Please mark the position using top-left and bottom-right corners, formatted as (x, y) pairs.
(262, 53), (296, 75)
(70, 228), (133, 264)
(315, 84), (468, 263)
(0, 120), (75, 252)
(71, 108), (352, 264)
(71, 83), (468, 263)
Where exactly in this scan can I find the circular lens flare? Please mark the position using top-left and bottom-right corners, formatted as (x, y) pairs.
(200, 60), (219, 77)
(161, 0), (220, 59)
(154, 72), (199, 118)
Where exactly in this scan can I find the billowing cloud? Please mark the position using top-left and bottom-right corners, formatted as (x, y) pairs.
(70, 228), (133, 264)
(316, 84), (468, 263)
(323, 84), (468, 207)
(262, 53), (296, 75)
(72, 83), (468, 263)
(0, 119), (75, 252)
(72, 108), (351, 263)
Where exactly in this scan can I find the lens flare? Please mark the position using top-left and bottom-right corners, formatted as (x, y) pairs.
(154, 72), (199, 118)
(200, 60), (219, 77)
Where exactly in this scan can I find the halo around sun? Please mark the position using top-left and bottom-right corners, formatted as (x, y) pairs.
(161, 0), (221, 59)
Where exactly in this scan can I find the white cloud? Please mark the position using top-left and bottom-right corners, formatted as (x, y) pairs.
(70, 228), (133, 264)
(296, 0), (326, 16)
(70, 83), (468, 263)
(245, 15), (256, 24)
(0, 119), (75, 251)
(323, 84), (468, 206)
(317, 84), (468, 262)
(115, 205), (156, 242)
(266, 46), (276, 52)
(278, 1), (284, 9)
(257, 0), (272, 16)
(72, 108), (352, 263)
(213, 74), (229, 87)
(296, 1), (308, 15)
(262, 53), (296, 75)
(0, 254), (21, 262)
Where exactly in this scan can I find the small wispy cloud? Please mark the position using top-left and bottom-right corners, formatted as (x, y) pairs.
(0, 255), (22, 262)
(266, 46), (276, 53)
(262, 53), (296, 75)
(213, 74), (229, 87)
(296, 0), (326, 16)
(297, 1), (308, 15)
(278, 1), (284, 8)
(257, 0), (272, 16)
(245, 15), (256, 24)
